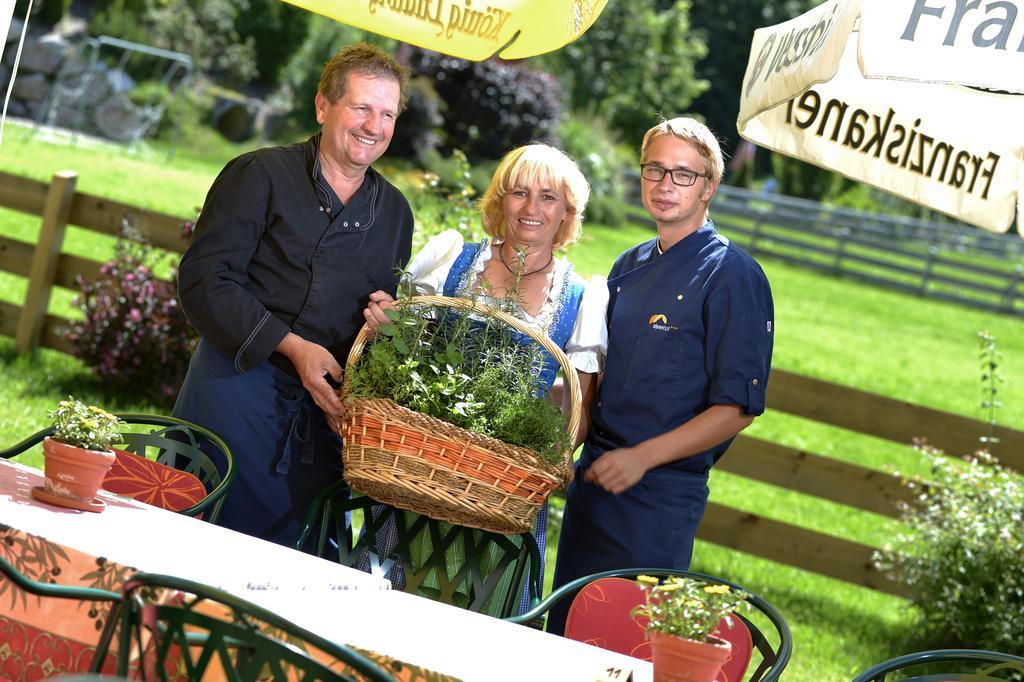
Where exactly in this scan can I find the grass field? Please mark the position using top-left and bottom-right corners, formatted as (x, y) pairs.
(2, 120), (1023, 679)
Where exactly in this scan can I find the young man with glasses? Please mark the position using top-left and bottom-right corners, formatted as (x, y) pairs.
(549, 117), (774, 634)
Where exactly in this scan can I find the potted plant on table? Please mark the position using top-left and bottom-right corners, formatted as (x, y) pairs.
(32, 397), (123, 512)
(633, 575), (750, 682)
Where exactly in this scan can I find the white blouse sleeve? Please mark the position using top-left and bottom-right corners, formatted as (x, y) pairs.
(564, 276), (609, 374)
(406, 229), (466, 296)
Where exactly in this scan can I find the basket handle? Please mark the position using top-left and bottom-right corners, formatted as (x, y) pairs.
(342, 295), (582, 453)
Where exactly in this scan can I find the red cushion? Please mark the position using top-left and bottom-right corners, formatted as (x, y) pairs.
(564, 576), (754, 681)
(711, 616), (754, 682)
(565, 577), (652, 660)
(102, 448), (207, 514)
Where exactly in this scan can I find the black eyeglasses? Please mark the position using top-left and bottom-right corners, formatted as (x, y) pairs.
(640, 164), (708, 187)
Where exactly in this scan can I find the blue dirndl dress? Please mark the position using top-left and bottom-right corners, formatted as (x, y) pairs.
(358, 239), (585, 615)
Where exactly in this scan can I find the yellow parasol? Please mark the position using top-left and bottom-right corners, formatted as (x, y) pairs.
(282, 0), (608, 61)
(737, 0), (1024, 234)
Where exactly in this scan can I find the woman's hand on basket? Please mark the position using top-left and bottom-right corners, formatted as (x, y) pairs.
(363, 290), (397, 331)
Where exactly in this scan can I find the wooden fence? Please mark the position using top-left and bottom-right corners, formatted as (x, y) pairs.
(625, 178), (1024, 317)
(3, 169), (1023, 598)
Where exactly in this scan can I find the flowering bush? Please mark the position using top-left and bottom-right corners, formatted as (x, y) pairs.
(633, 575), (749, 643)
(874, 444), (1024, 650)
(49, 397), (122, 452)
(67, 231), (197, 404)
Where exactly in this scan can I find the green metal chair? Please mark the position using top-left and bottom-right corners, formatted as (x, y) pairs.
(295, 480), (542, 618)
(0, 413), (234, 522)
(113, 572), (394, 682)
(0, 554), (123, 674)
(506, 567), (793, 682)
(852, 649), (1024, 681)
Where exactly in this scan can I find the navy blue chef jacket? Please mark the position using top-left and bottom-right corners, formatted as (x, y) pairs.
(550, 220), (773, 634)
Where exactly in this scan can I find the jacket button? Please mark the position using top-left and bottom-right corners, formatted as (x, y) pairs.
(752, 378), (759, 385)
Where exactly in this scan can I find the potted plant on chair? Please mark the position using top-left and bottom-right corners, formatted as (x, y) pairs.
(633, 575), (749, 682)
(31, 397), (123, 512)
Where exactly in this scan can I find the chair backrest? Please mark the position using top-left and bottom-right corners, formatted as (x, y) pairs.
(562, 576), (753, 681)
(296, 481), (542, 618)
(0, 413), (235, 522)
(852, 649), (1024, 682)
(0, 554), (122, 673)
(508, 567), (791, 682)
(115, 572), (393, 682)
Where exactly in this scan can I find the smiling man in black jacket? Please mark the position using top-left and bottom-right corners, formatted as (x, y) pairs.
(173, 44), (414, 546)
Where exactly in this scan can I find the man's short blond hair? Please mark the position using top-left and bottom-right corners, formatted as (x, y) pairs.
(318, 43), (409, 111)
(641, 117), (724, 186)
(479, 144), (590, 249)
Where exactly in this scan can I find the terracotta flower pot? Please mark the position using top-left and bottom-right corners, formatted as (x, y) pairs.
(649, 630), (732, 682)
(42, 436), (116, 503)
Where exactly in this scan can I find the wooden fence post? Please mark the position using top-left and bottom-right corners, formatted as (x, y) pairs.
(15, 170), (77, 354)
(918, 246), (938, 296)
(749, 217), (764, 255)
(1004, 263), (1024, 314)
(833, 227), (850, 275)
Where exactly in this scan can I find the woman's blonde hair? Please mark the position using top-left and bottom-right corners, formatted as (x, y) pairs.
(479, 144), (590, 249)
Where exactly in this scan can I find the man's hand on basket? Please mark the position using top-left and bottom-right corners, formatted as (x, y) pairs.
(276, 333), (346, 430)
(363, 290), (397, 331)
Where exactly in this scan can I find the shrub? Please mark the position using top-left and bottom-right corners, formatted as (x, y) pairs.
(92, 0), (258, 86)
(556, 115), (633, 226)
(408, 149), (482, 251)
(874, 445), (1024, 650)
(276, 18), (389, 135)
(67, 228), (198, 405)
(388, 76), (446, 160)
(539, 0), (707, 145)
(771, 154), (839, 201)
(405, 49), (563, 160)
(234, 0), (310, 86)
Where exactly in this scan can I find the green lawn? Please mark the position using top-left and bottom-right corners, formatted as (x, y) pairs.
(3, 120), (1023, 680)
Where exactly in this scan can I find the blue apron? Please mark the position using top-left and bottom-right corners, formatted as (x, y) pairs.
(549, 231), (729, 634)
(173, 339), (343, 546)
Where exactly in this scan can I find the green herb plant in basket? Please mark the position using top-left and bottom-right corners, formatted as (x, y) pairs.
(341, 275), (580, 535)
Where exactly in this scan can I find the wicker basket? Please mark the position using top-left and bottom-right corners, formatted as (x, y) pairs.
(339, 295), (581, 535)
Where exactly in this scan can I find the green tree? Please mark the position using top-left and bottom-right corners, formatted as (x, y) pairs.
(687, 0), (814, 155)
(235, 0), (310, 86)
(91, 0), (259, 85)
(771, 154), (839, 201)
(541, 0), (708, 145)
(276, 16), (391, 135)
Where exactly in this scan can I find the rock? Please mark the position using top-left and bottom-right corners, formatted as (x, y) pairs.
(7, 98), (29, 118)
(11, 72), (49, 102)
(105, 68), (135, 94)
(6, 18), (24, 45)
(59, 51), (90, 78)
(93, 95), (150, 142)
(19, 34), (67, 75)
(211, 94), (259, 142)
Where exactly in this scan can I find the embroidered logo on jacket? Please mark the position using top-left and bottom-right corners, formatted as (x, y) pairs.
(647, 313), (678, 332)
